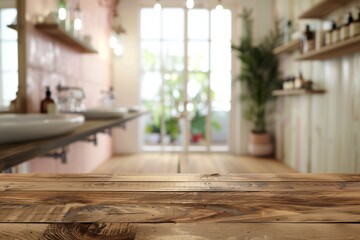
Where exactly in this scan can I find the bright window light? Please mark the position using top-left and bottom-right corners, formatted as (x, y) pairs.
(154, 2), (161, 11)
(74, 18), (82, 30)
(114, 43), (124, 56)
(186, 0), (194, 9)
(58, 8), (67, 21)
(109, 34), (117, 48)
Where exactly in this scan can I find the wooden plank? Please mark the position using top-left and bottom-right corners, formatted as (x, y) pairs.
(0, 223), (138, 240)
(274, 39), (300, 55)
(2, 173), (360, 182)
(299, 0), (354, 19)
(0, 223), (359, 240)
(273, 89), (326, 97)
(35, 24), (97, 53)
(0, 111), (147, 171)
(1, 180), (360, 192)
(297, 34), (360, 60)
(0, 191), (359, 223)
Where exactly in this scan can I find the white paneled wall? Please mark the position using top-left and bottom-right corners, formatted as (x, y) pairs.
(275, 0), (360, 173)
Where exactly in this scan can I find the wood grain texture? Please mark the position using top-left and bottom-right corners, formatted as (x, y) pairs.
(35, 24), (97, 53)
(3, 173), (360, 182)
(0, 223), (360, 239)
(299, 0), (354, 19)
(0, 174), (359, 238)
(0, 191), (359, 223)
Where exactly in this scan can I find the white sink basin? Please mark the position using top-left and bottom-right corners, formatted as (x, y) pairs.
(0, 114), (85, 144)
(75, 107), (129, 120)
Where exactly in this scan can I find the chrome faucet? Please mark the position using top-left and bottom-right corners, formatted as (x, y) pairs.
(57, 84), (86, 112)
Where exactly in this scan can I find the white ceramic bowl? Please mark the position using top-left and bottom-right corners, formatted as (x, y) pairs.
(0, 113), (85, 144)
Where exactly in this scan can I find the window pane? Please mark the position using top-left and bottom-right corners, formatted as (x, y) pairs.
(140, 8), (161, 39)
(162, 8), (184, 40)
(188, 41), (209, 72)
(211, 41), (231, 72)
(141, 72), (162, 101)
(210, 72), (231, 102)
(2, 72), (18, 105)
(188, 9), (209, 40)
(1, 9), (17, 41)
(187, 73), (209, 108)
(211, 9), (231, 40)
(141, 41), (160, 71)
(163, 41), (184, 71)
(1, 41), (18, 71)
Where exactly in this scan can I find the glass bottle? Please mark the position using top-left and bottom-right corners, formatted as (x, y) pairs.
(331, 21), (340, 44)
(340, 12), (353, 40)
(301, 25), (315, 53)
(350, 8), (360, 37)
(41, 87), (55, 114)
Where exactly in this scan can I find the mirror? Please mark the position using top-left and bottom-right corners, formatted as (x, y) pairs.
(0, 0), (25, 112)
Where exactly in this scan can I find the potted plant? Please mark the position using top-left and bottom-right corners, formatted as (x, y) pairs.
(232, 9), (282, 156)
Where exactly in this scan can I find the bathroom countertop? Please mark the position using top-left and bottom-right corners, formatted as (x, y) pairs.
(0, 111), (147, 171)
(0, 173), (359, 239)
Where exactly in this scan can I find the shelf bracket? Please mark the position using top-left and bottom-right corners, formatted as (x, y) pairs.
(83, 134), (98, 146)
(45, 147), (68, 164)
(117, 122), (126, 130)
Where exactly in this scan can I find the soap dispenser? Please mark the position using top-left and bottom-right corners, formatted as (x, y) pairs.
(41, 86), (56, 114)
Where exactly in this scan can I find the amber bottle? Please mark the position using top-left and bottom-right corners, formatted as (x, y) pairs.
(40, 87), (55, 114)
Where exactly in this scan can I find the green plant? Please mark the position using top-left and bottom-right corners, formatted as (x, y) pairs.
(191, 111), (221, 137)
(232, 9), (282, 133)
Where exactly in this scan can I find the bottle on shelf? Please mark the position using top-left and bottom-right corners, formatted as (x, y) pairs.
(284, 20), (292, 44)
(350, 8), (360, 37)
(331, 21), (340, 44)
(340, 12), (353, 41)
(294, 72), (305, 89)
(300, 25), (315, 53)
(324, 22), (333, 46)
(41, 87), (56, 114)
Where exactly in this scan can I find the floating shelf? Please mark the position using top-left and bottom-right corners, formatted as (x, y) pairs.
(35, 23), (97, 54)
(299, 0), (354, 19)
(274, 39), (300, 55)
(273, 89), (326, 96)
(297, 34), (360, 60)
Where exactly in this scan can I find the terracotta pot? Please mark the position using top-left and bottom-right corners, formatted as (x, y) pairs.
(248, 132), (273, 157)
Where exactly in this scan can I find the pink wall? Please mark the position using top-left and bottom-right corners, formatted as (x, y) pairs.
(25, 0), (113, 173)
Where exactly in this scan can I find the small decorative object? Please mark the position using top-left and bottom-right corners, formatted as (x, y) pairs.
(331, 21), (340, 44)
(340, 12), (353, 41)
(283, 20), (292, 44)
(294, 72), (304, 89)
(283, 76), (295, 90)
(350, 7), (360, 37)
(300, 25), (315, 53)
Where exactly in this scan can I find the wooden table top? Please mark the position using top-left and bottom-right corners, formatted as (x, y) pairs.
(0, 173), (359, 239)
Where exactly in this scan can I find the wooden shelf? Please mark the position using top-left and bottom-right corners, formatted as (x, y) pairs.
(0, 111), (147, 171)
(273, 89), (326, 96)
(297, 34), (360, 60)
(35, 23), (97, 53)
(274, 39), (300, 55)
(299, 0), (354, 19)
